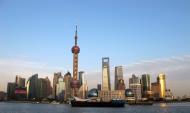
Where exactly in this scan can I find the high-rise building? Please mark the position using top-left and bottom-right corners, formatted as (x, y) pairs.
(117, 79), (126, 90)
(7, 82), (16, 100)
(0, 91), (6, 101)
(141, 74), (152, 98)
(79, 71), (84, 86)
(56, 77), (65, 101)
(53, 72), (62, 99)
(78, 80), (88, 99)
(115, 66), (124, 90)
(15, 87), (27, 101)
(102, 57), (111, 91)
(64, 72), (72, 101)
(26, 74), (38, 100)
(70, 26), (80, 96)
(15, 75), (25, 88)
(157, 73), (166, 99)
(37, 78), (50, 100)
(44, 77), (52, 98)
(97, 84), (101, 91)
(151, 82), (160, 100)
(129, 74), (142, 100)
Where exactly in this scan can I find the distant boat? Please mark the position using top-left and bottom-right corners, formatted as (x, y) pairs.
(127, 101), (153, 105)
(71, 97), (125, 107)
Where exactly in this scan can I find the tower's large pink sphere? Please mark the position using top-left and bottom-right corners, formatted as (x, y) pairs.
(72, 45), (80, 54)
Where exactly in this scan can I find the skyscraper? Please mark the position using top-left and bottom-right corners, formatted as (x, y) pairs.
(36, 77), (52, 100)
(26, 74), (38, 100)
(151, 82), (160, 100)
(115, 66), (124, 90)
(56, 77), (65, 101)
(15, 75), (25, 88)
(7, 82), (16, 100)
(141, 74), (151, 98)
(79, 71), (84, 86)
(64, 72), (72, 101)
(157, 73), (166, 99)
(102, 57), (111, 91)
(129, 74), (142, 100)
(53, 72), (62, 99)
(97, 84), (101, 91)
(70, 26), (80, 96)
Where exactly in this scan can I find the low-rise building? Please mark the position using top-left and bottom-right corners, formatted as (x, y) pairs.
(98, 90), (125, 102)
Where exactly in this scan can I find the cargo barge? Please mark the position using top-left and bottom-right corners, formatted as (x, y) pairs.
(71, 97), (125, 107)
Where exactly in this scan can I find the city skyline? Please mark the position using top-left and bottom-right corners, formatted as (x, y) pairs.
(0, 0), (190, 97)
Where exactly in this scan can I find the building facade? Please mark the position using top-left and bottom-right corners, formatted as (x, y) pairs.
(115, 66), (124, 90)
(7, 82), (16, 100)
(15, 87), (27, 101)
(26, 74), (38, 100)
(98, 90), (125, 102)
(56, 77), (65, 101)
(102, 57), (111, 91)
(64, 72), (72, 101)
(141, 74), (152, 98)
(157, 74), (166, 99)
(79, 71), (84, 87)
(151, 82), (160, 100)
(53, 72), (62, 99)
(129, 74), (142, 101)
(15, 75), (25, 88)
(97, 84), (101, 91)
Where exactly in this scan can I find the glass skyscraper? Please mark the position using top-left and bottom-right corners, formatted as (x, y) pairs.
(102, 57), (111, 91)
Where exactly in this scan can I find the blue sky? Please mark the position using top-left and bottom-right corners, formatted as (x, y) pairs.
(0, 0), (190, 70)
(0, 0), (190, 95)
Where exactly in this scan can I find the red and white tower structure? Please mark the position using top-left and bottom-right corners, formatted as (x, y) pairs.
(70, 26), (80, 96)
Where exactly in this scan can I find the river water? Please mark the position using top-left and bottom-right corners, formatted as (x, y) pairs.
(0, 102), (190, 113)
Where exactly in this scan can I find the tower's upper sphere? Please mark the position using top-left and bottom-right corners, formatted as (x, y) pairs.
(72, 45), (80, 54)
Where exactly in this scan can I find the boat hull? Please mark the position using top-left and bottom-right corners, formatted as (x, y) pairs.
(71, 100), (125, 107)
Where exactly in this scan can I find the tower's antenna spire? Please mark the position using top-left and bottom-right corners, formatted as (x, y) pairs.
(75, 25), (78, 45)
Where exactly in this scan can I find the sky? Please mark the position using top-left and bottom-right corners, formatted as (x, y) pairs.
(0, 0), (190, 97)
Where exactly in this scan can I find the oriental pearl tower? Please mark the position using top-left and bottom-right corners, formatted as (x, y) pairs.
(70, 26), (80, 97)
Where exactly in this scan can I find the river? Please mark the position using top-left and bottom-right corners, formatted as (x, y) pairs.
(0, 102), (190, 113)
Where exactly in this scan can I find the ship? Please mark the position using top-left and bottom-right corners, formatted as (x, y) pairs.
(127, 101), (153, 105)
(71, 97), (125, 107)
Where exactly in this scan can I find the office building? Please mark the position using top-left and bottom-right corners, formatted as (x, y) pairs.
(102, 57), (111, 91)
(141, 74), (152, 98)
(129, 74), (142, 101)
(115, 66), (124, 90)
(157, 74), (166, 99)
(37, 77), (52, 100)
(78, 80), (88, 99)
(151, 82), (160, 100)
(56, 77), (65, 101)
(97, 84), (101, 91)
(26, 74), (38, 100)
(53, 72), (62, 99)
(0, 91), (6, 101)
(14, 87), (27, 101)
(117, 79), (126, 90)
(7, 82), (16, 100)
(79, 71), (84, 86)
(64, 72), (72, 101)
(15, 75), (25, 88)
(98, 90), (125, 102)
